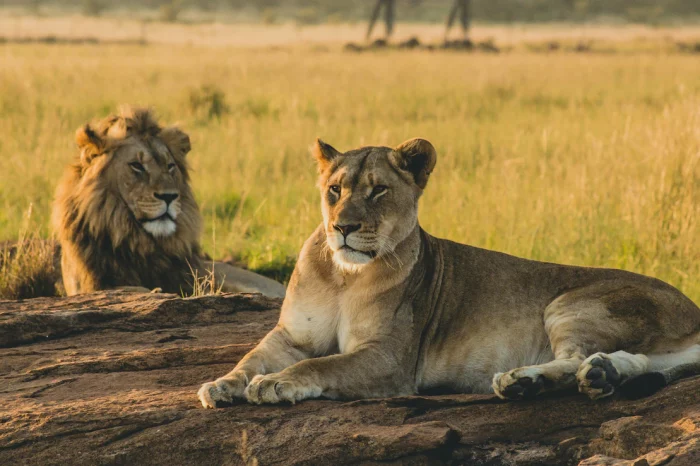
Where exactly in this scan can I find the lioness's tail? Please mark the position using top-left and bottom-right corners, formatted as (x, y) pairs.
(620, 344), (700, 399)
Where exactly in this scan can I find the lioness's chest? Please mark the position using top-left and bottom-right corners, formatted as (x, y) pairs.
(336, 293), (387, 354)
(282, 287), (389, 356)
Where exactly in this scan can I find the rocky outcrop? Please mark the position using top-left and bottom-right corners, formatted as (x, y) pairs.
(1, 291), (698, 465)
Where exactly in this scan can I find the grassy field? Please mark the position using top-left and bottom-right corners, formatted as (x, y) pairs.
(2, 15), (700, 49)
(0, 23), (698, 301)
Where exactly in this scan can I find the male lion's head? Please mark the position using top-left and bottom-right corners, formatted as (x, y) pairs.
(313, 138), (437, 273)
(53, 107), (201, 258)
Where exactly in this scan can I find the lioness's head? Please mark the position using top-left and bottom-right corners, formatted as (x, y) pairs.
(313, 138), (436, 273)
(70, 107), (197, 239)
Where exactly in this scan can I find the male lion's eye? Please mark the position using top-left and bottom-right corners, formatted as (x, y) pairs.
(129, 162), (145, 173)
(329, 185), (341, 195)
(168, 163), (176, 173)
(370, 185), (388, 199)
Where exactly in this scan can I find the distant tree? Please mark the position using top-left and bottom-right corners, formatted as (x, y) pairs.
(159, 0), (182, 22)
(261, 8), (277, 25)
(82, 0), (106, 17)
(445, 0), (470, 39)
(254, 0), (281, 10)
(366, 0), (395, 39)
(191, 0), (215, 11)
(296, 7), (321, 25)
(367, 0), (472, 40)
(27, 0), (45, 15)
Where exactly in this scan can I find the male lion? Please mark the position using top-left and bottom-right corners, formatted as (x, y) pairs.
(53, 107), (285, 299)
(198, 138), (699, 407)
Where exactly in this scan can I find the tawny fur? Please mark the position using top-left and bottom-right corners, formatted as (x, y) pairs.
(198, 138), (700, 408)
(53, 107), (285, 298)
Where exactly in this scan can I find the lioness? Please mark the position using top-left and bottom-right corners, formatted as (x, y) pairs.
(53, 107), (285, 299)
(198, 138), (700, 407)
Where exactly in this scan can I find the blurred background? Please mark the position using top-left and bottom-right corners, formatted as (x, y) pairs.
(0, 1), (698, 301)
(3, 0), (700, 26)
(2, 0), (700, 46)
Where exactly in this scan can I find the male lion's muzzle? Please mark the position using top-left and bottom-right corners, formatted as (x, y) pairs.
(139, 191), (181, 237)
(154, 192), (179, 205)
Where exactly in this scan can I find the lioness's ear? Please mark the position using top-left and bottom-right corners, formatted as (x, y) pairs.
(75, 124), (105, 166)
(312, 138), (342, 171)
(159, 127), (191, 158)
(392, 138), (437, 189)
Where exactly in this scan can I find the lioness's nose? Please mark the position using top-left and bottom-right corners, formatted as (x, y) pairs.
(333, 224), (361, 237)
(154, 192), (179, 205)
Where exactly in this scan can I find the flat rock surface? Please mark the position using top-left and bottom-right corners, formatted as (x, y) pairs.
(0, 291), (698, 465)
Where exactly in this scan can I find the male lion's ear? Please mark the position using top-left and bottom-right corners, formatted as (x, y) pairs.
(392, 138), (437, 189)
(159, 127), (191, 158)
(312, 138), (342, 171)
(75, 124), (105, 166)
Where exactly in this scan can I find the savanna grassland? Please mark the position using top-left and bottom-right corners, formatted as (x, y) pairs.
(0, 23), (698, 301)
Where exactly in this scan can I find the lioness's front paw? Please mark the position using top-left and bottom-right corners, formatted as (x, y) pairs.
(244, 374), (322, 405)
(577, 353), (621, 400)
(197, 372), (248, 409)
(492, 368), (547, 400)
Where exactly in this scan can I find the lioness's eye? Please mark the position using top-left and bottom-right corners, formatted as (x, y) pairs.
(329, 185), (341, 195)
(129, 162), (145, 173)
(370, 185), (388, 198)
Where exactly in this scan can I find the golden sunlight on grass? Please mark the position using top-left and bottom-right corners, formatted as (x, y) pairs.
(0, 26), (698, 301)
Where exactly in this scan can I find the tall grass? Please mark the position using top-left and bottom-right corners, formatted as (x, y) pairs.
(0, 205), (59, 299)
(0, 42), (697, 302)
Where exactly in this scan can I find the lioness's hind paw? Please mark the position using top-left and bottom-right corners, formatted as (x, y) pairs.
(492, 370), (546, 400)
(577, 353), (621, 400)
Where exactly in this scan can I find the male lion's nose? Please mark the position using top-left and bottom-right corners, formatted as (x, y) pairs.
(333, 224), (361, 237)
(154, 192), (179, 205)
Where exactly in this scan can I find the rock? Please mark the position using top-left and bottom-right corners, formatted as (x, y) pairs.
(442, 39), (474, 50)
(343, 42), (363, 52)
(0, 291), (698, 465)
(581, 415), (688, 462)
(398, 37), (421, 49)
(370, 38), (388, 49)
(677, 41), (700, 53)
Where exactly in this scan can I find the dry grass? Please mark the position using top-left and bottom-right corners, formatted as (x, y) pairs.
(186, 262), (224, 298)
(0, 22), (698, 302)
(0, 206), (60, 300)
